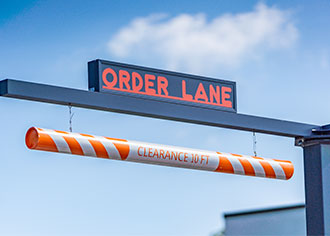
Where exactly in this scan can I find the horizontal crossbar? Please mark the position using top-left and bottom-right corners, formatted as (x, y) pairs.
(0, 79), (318, 137)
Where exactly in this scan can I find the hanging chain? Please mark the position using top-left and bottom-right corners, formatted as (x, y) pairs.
(69, 105), (74, 132)
(253, 131), (257, 157)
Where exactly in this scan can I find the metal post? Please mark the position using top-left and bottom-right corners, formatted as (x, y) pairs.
(296, 126), (330, 235)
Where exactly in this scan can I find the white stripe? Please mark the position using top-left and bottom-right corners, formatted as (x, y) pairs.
(48, 130), (97, 157)
(243, 156), (266, 177)
(97, 136), (121, 160)
(42, 129), (71, 154)
(71, 134), (97, 157)
(269, 161), (286, 180)
(226, 155), (245, 175)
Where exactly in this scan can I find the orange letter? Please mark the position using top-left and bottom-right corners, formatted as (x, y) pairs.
(184, 153), (189, 162)
(195, 83), (208, 102)
(148, 148), (153, 158)
(137, 147), (143, 156)
(178, 152), (183, 161)
(171, 151), (177, 160)
(132, 72), (143, 92)
(145, 74), (156, 95)
(221, 87), (232, 108)
(102, 68), (117, 89)
(200, 155), (205, 164)
(209, 85), (220, 104)
(119, 70), (130, 90)
(153, 149), (159, 158)
(201, 155), (209, 165)
(165, 151), (171, 159)
(182, 80), (193, 101)
(157, 76), (169, 96)
(159, 149), (165, 159)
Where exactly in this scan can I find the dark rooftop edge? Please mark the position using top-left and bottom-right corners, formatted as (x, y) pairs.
(224, 204), (305, 218)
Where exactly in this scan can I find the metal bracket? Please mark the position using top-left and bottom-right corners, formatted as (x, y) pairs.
(295, 124), (330, 147)
(311, 124), (330, 134)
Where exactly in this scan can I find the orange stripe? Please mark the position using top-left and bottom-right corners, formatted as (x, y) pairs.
(106, 137), (128, 142)
(80, 134), (109, 159)
(278, 162), (294, 179)
(105, 138), (130, 160)
(253, 156), (276, 178)
(231, 153), (242, 157)
(273, 159), (291, 163)
(54, 130), (84, 155)
(238, 158), (255, 176)
(38, 132), (59, 152)
(215, 156), (234, 174)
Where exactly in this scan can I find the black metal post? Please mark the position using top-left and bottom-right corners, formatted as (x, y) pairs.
(297, 129), (330, 235)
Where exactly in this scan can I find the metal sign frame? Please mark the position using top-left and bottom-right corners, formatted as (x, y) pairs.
(0, 60), (329, 235)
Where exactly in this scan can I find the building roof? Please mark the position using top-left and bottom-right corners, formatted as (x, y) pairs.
(224, 204), (305, 218)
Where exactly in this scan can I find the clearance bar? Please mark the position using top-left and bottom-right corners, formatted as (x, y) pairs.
(26, 127), (294, 180)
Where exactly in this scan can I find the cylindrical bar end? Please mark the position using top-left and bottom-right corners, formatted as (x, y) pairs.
(25, 127), (39, 149)
(285, 163), (294, 180)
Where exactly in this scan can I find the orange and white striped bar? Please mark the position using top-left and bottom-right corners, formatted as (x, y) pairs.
(25, 127), (294, 180)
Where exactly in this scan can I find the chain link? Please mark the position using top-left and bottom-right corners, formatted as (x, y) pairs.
(253, 131), (257, 156)
(69, 105), (74, 132)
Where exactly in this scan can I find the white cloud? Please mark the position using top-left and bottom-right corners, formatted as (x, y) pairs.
(108, 3), (298, 73)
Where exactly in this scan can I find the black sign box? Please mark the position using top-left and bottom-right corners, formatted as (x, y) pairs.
(88, 59), (237, 113)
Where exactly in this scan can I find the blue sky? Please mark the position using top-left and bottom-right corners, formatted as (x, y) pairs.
(0, 0), (329, 235)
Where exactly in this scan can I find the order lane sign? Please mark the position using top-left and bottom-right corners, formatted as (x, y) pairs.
(88, 59), (237, 112)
